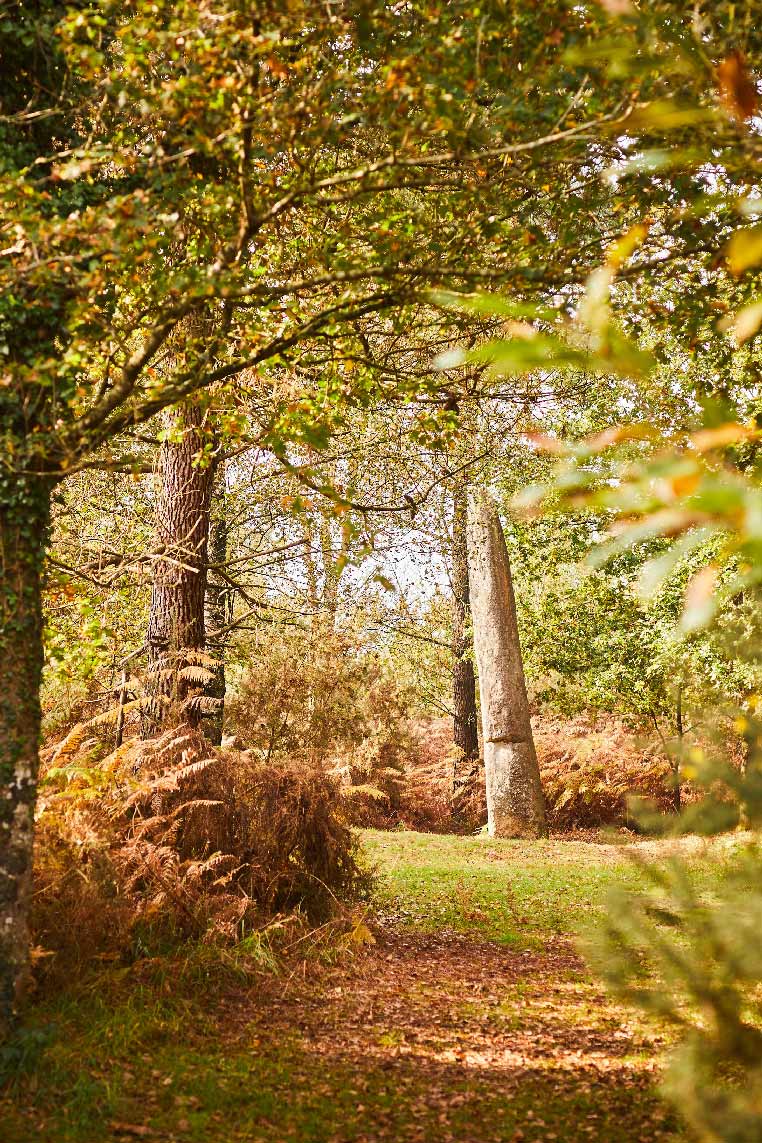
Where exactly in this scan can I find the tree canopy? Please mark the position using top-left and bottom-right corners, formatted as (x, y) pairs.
(4, 4), (762, 1139)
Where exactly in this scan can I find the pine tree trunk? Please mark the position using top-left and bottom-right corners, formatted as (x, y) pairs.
(467, 492), (546, 838)
(203, 462), (228, 746)
(0, 478), (50, 1036)
(451, 482), (479, 801)
(143, 403), (213, 736)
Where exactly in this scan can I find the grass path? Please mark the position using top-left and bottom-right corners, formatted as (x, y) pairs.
(2, 831), (696, 1142)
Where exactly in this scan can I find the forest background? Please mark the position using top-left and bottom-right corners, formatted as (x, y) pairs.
(4, 1), (762, 1140)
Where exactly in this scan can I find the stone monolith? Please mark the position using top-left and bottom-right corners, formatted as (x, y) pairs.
(467, 493), (547, 838)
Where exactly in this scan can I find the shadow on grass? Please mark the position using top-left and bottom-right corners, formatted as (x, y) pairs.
(2, 927), (681, 1143)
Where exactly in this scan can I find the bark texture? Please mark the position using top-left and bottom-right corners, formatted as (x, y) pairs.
(451, 482), (479, 804)
(466, 492), (546, 838)
(0, 479), (50, 1035)
(203, 463), (229, 746)
(143, 403), (214, 736)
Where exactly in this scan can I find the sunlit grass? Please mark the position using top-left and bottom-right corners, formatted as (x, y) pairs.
(362, 829), (652, 944)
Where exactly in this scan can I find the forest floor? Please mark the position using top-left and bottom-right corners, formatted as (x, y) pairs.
(2, 829), (722, 1143)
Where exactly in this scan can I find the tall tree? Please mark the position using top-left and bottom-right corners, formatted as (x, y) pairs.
(451, 480), (479, 803)
(203, 461), (230, 746)
(142, 402), (214, 735)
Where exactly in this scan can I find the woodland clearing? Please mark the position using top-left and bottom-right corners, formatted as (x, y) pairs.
(1, 829), (726, 1143)
(5, 6), (762, 1142)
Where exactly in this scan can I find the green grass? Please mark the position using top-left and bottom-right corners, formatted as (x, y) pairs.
(1, 829), (718, 1142)
(1, 1034), (674, 1143)
(363, 829), (653, 945)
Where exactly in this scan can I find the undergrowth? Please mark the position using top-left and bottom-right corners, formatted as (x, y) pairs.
(31, 723), (372, 993)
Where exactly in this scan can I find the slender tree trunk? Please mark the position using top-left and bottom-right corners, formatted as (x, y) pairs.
(467, 492), (546, 838)
(0, 477), (51, 1036)
(451, 482), (479, 801)
(143, 403), (213, 736)
(674, 684), (683, 814)
(203, 461), (228, 746)
(114, 668), (128, 750)
(320, 516), (344, 632)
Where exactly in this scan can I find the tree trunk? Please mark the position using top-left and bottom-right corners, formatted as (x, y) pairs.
(451, 481), (479, 802)
(674, 684), (683, 814)
(0, 478), (51, 1036)
(203, 461), (229, 746)
(143, 403), (214, 736)
(466, 492), (546, 838)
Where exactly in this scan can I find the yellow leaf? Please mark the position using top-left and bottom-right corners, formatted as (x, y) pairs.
(671, 472), (700, 497)
(525, 431), (567, 455)
(720, 300), (762, 345)
(717, 52), (759, 122)
(349, 921), (376, 947)
(30, 945), (56, 963)
(606, 223), (650, 269)
(584, 424), (658, 451)
(690, 423), (756, 452)
(726, 225), (762, 274)
(503, 319), (537, 340)
(681, 566), (719, 633)
(597, 0), (634, 12)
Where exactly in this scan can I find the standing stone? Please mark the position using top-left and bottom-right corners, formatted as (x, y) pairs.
(467, 492), (546, 838)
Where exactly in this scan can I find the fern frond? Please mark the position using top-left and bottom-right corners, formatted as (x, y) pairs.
(175, 758), (219, 787)
(177, 666), (216, 684)
(50, 723), (88, 766)
(181, 695), (223, 715)
(154, 732), (198, 765)
(89, 698), (143, 728)
(340, 784), (389, 802)
(166, 798), (225, 821)
(179, 650), (219, 667)
(184, 853), (239, 887)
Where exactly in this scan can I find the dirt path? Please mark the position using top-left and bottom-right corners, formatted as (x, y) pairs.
(207, 924), (677, 1143)
(4, 832), (686, 1143)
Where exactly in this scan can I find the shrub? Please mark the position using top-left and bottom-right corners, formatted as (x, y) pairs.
(536, 714), (678, 829)
(31, 724), (370, 988)
(397, 719), (480, 833)
(371, 714), (682, 835)
(226, 631), (417, 821)
(118, 725), (369, 926)
(32, 816), (133, 984)
(595, 727), (762, 1143)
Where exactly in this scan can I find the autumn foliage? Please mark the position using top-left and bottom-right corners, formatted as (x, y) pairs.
(31, 725), (368, 986)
